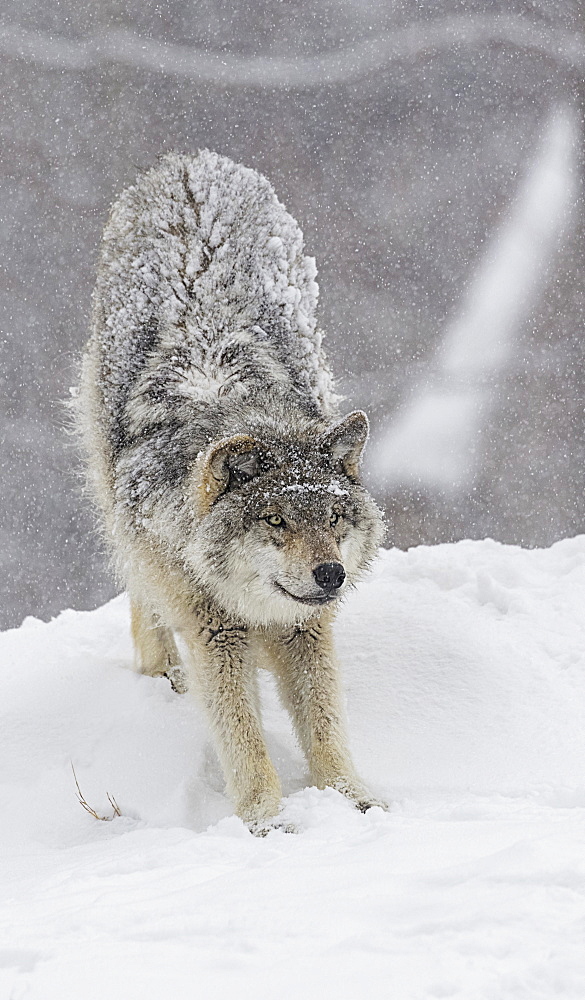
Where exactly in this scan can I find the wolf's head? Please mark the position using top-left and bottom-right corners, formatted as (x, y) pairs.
(186, 412), (385, 627)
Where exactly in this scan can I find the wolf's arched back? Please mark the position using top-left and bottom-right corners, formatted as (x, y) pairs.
(77, 151), (385, 831)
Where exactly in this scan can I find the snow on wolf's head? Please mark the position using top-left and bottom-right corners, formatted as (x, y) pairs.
(186, 412), (385, 628)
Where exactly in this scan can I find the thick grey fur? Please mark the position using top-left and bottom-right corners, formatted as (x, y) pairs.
(77, 151), (386, 830)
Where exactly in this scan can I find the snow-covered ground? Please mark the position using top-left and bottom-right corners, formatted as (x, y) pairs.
(2, 538), (585, 999)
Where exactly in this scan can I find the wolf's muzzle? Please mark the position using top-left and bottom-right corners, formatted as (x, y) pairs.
(313, 562), (346, 593)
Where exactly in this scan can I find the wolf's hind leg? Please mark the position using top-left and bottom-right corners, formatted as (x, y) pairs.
(130, 601), (187, 691)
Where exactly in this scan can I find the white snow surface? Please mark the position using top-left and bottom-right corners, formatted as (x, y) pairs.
(2, 537), (585, 999)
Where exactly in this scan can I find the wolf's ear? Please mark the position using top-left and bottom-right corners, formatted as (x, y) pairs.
(321, 411), (369, 482)
(195, 434), (265, 515)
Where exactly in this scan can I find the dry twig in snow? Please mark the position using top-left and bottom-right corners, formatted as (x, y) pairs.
(71, 763), (122, 821)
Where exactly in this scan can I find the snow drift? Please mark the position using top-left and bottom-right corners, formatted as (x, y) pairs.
(2, 538), (585, 998)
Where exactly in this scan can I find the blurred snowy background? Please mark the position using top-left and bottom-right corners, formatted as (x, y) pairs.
(1, 1), (583, 628)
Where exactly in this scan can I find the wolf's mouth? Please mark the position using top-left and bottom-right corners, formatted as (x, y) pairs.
(274, 582), (338, 606)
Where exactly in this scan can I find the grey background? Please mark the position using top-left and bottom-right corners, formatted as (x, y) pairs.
(1, 1), (584, 629)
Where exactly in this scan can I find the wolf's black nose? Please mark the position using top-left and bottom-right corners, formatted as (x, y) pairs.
(313, 562), (346, 592)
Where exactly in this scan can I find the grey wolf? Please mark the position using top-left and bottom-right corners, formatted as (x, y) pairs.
(77, 150), (386, 830)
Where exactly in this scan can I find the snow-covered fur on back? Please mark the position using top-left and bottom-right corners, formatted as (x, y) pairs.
(94, 149), (335, 451)
(77, 152), (385, 828)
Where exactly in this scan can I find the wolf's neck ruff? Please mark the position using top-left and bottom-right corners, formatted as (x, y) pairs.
(77, 151), (385, 828)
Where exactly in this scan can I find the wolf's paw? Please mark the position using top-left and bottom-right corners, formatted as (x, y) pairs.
(353, 794), (389, 814)
(330, 779), (389, 813)
(247, 819), (299, 837)
(165, 665), (189, 694)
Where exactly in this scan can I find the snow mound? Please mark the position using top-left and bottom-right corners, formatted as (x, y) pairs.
(2, 538), (585, 999)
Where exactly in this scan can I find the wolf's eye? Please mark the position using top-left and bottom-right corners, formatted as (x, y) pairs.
(330, 512), (341, 527)
(264, 514), (285, 528)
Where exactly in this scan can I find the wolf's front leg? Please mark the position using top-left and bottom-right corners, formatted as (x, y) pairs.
(183, 612), (282, 828)
(268, 615), (386, 812)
